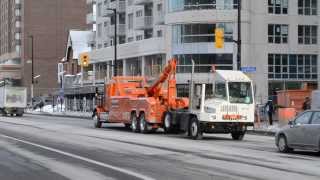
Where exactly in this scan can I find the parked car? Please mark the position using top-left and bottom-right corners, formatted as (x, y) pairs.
(275, 110), (320, 153)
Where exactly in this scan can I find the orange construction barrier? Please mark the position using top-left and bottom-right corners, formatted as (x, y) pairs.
(278, 108), (296, 127)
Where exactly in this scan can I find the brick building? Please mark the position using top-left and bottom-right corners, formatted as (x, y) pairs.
(0, 0), (88, 98)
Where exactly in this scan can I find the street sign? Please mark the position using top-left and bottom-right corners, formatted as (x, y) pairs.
(241, 67), (256, 73)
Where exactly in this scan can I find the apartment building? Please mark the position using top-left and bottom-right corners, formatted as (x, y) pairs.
(88, 0), (320, 103)
(0, 0), (87, 97)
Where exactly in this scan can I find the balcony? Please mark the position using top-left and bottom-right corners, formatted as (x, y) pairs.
(135, 16), (153, 30)
(86, 13), (96, 24)
(107, 24), (126, 37)
(154, 11), (164, 25)
(104, 1), (126, 17)
(134, 0), (153, 5)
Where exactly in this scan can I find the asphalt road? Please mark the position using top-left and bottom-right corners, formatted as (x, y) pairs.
(0, 114), (319, 180)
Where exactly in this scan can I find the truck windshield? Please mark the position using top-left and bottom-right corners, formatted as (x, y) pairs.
(228, 82), (253, 104)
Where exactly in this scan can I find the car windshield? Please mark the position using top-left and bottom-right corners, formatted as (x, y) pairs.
(228, 82), (253, 104)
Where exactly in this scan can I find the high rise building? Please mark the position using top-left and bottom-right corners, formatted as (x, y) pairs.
(0, 0), (88, 97)
(88, 0), (320, 102)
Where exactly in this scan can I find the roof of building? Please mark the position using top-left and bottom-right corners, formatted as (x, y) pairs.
(66, 30), (93, 60)
(215, 70), (252, 82)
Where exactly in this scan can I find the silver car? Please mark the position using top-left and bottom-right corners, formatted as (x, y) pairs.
(275, 110), (320, 153)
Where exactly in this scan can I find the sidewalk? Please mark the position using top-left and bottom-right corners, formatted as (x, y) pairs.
(248, 121), (280, 136)
(25, 105), (92, 119)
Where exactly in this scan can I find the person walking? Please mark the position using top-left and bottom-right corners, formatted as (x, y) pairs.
(302, 97), (311, 111)
(265, 100), (274, 126)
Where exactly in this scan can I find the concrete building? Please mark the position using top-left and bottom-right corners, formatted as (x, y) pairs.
(88, 0), (320, 103)
(0, 0), (88, 98)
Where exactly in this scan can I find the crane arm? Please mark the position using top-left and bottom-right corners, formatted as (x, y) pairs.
(147, 58), (177, 96)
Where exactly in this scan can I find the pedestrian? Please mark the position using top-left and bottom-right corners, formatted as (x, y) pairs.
(265, 100), (274, 126)
(302, 97), (311, 111)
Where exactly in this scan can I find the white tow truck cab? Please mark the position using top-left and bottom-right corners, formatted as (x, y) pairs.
(169, 70), (255, 140)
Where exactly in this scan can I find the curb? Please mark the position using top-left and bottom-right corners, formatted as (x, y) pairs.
(25, 112), (92, 120)
(247, 130), (276, 136)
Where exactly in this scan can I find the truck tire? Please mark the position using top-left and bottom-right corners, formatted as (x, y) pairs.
(189, 117), (203, 140)
(93, 115), (102, 128)
(163, 112), (174, 134)
(131, 113), (140, 133)
(139, 113), (149, 134)
(231, 131), (245, 141)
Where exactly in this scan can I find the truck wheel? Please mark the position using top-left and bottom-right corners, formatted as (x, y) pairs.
(93, 115), (102, 128)
(139, 113), (149, 134)
(189, 117), (203, 140)
(163, 112), (174, 134)
(231, 131), (245, 141)
(131, 113), (139, 133)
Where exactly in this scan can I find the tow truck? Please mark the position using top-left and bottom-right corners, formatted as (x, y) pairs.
(93, 59), (254, 140)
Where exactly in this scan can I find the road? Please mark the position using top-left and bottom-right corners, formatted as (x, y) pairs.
(0, 114), (319, 180)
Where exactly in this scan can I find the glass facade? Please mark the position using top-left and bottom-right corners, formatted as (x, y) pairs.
(168, 0), (239, 12)
(175, 54), (233, 73)
(172, 23), (233, 44)
(268, 54), (318, 80)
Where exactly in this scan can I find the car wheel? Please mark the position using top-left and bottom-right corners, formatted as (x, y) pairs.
(231, 131), (245, 141)
(131, 113), (139, 133)
(189, 117), (203, 140)
(139, 113), (149, 134)
(277, 135), (292, 153)
(93, 115), (102, 128)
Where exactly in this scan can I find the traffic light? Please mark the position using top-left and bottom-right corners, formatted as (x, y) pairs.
(215, 28), (224, 49)
(80, 52), (90, 67)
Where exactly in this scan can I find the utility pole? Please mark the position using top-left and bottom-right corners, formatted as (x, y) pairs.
(29, 35), (34, 107)
(237, 0), (242, 70)
(107, 8), (117, 76)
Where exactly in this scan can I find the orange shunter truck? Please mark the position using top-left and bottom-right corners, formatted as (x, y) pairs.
(93, 58), (189, 133)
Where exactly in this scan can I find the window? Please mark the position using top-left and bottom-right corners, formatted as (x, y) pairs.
(295, 112), (312, 124)
(268, 54), (318, 80)
(128, 13), (133, 29)
(311, 112), (320, 124)
(298, 25), (317, 44)
(215, 82), (227, 100)
(157, 3), (163, 11)
(104, 21), (108, 27)
(157, 30), (163, 37)
(97, 23), (102, 37)
(268, 0), (288, 14)
(168, 0), (239, 12)
(136, 10), (142, 17)
(176, 54), (233, 73)
(268, 24), (288, 43)
(298, 0), (317, 15)
(172, 23), (233, 44)
(119, 36), (126, 44)
(127, 37), (134, 42)
(97, 3), (102, 17)
(136, 35), (143, 41)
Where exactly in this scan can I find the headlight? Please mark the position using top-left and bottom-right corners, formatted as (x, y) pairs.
(205, 106), (216, 114)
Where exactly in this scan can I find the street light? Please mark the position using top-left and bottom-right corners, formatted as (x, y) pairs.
(29, 35), (35, 107)
(107, 8), (117, 76)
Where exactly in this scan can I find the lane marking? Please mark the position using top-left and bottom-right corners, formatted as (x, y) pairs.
(0, 134), (155, 180)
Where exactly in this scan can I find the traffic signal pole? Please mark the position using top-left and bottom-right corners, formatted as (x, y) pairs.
(237, 0), (242, 70)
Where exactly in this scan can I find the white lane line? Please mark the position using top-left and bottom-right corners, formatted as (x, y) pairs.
(0, 134), (155, 180)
